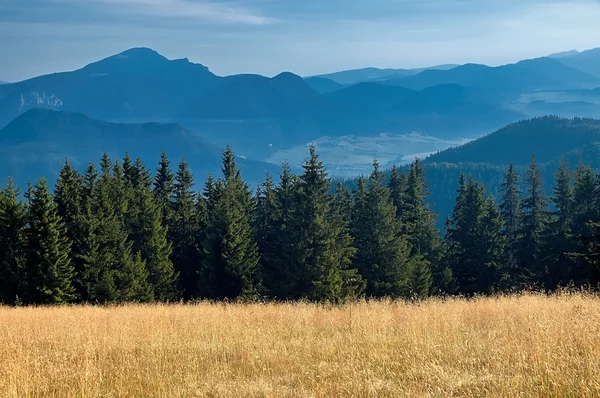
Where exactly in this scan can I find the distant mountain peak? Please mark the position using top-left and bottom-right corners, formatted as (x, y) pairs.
(549, 49), (580, 58)
(115, 47), (164, 59)
(272, 71), (303, 82)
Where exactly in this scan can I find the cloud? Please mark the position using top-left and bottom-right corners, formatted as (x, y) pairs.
(53, 0), (273, 25)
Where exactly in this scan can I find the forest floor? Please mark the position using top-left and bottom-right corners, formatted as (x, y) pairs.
(1, 293), (600, 397)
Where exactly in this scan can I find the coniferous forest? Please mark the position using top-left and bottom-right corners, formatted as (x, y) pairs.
(1, 145), (600, 305)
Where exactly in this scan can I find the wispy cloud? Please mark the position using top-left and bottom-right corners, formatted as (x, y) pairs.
(54, 0), (274, 25)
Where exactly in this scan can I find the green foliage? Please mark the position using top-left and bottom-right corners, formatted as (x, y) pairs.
(0, 179), (27, 304)
(445, 177), (506, 294)
(23, 178), (75, 304)
(201, 146), (261, 300)
(79, 154), (153, 303)
(6, 140), (600, 305)
(517, 155), (550, 286)
(352, 160), (413, 298)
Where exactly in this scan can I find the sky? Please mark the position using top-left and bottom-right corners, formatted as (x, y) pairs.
(1, 0), (600, 82)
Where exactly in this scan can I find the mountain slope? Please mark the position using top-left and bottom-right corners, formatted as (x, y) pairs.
(0, 109), (278, 187)
(312, 64), (459, 85)
(0, 48), (222, 127)
(304, 77), (346, 93)
(384, 57), (600, 97)
(554, 48), (600, 79)
(414, 116), (600, 227)
(425, 116), (600, 165)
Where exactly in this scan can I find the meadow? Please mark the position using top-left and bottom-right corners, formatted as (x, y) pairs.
(1, 293), (599, 397)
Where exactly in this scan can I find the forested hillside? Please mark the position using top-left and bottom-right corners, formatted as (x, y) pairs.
(2, 144), (600, 305)
(376, 116), (600, 226)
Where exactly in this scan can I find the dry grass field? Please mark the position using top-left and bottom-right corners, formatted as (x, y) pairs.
(1, 293), (600, 397)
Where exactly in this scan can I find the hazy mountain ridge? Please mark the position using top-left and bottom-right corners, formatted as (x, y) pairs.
(0, 108), (279, 188)
(2, 46), (600, 187)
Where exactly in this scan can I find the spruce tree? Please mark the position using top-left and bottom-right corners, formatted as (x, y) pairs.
(328, 182), (364, 301)
(291, 145), (350, 301)
(0, 180), (27, 304)
(54, 160), (87, 298)
(169, 156), (200, 299)
(202, 146), (261, 300)
(126, 157), (178, 301)
(352, 160), (412, 298)
(80, 154), (153, 302)
(404, 159), (439, 258)
(569, 162), (599, 285)
(259, 163), (303, 299)
(153, 151), (175, 223)
(388, 164), (408, 218)
(544, 160), (574, 288)
(518, 155), (549, 287)
(499, 163), (522, 279)
(23, 178), (75, 304)
(445, 177), (505, 294)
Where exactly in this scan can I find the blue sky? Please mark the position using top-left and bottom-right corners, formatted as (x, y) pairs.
(1, 0), (600, 82)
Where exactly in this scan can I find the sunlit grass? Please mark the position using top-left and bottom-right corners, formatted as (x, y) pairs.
(1, 292), (600, 397)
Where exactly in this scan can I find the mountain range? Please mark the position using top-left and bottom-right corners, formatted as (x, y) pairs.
(2, 46), (600, 188)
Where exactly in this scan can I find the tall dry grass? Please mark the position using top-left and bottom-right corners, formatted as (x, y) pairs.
(1, 293), (600, 397)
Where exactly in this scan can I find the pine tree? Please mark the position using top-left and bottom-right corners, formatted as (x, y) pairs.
(126, 157), (178, 301)
(569, 162), (599, 285)
(80, 154), (153, 302)
(0, 180), (27, 304)
(258, 163), (303, 300)
(54, 160), (86, 298)
(255, 173), (280, 297)
(388, 164), (408, 218)
(518, 155), (549, 287)
(544, 160), (574, 288)
(445, 177), (505, 295)
(352, 160), (412, 298)
(23, 178), (75, 304)
(169, 156), (200, 299)
(202, 146), (261, 300)
(153, 151), (175, 223)
(290, 145), (352, 301)
(499, 163), (522, 279)
(404, 159), (439, 259)
(329, 182), (364, 301)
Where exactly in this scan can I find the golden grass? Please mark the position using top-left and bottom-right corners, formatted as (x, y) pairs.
(1, 293), (600, 397)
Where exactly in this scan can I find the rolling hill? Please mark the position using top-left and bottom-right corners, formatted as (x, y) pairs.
(311, 64), (459, 85)
(303, 77), (346, 94)
(0, 109), (278, 188)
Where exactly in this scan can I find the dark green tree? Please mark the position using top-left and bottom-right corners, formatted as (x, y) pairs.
(352, 160), (412, 298)
(201, 146), (261, 300)
(54, 160), (87, 298)
(169, 156), (200, 299)
(544, 160), (574, 288)
(153, 151), (175, 223)
(23, 178), (75, 304)
(79, 154), (153, 302)
(126, 159), (178, 301)
(569, 162), (599, 285)
(517, 155), (549, 286)
(0, 180), (27, 304)
(445, 177), (505, 294)
(499, 163), (522, 279)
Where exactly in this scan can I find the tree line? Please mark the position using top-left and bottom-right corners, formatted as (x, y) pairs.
(1, 145), (599, 305)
